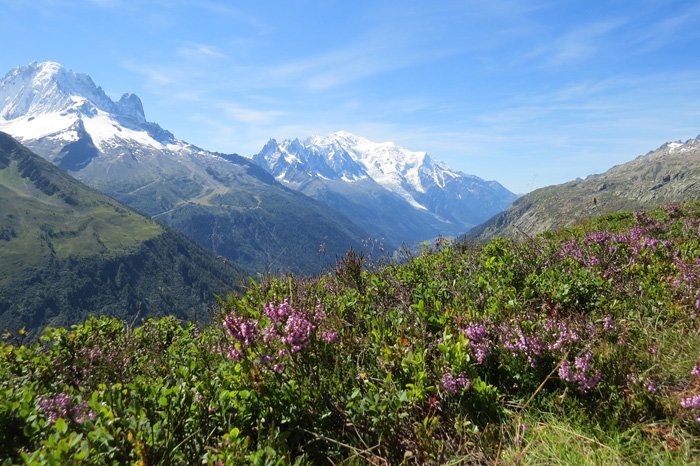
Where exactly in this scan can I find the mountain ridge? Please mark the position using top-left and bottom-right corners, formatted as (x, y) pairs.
(0, 131), (245, 337)
(467, 133), (700, 241)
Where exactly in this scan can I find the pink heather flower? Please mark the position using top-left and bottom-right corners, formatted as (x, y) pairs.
(263, 299), (293, 322)
(559, 350), (601, 393)
(442, 372), (470, 394)
(680, 395), (700, 409)
(227, 346), (244, 362)
(603, 315), (615, 332)
(281, 313), (314, 350)
(223, 315), (259, 347)
(642, 237), (659, 249)
(262, 327), (278, 343)
(37, 394), (93, 424)
(464, 321), (491, 364)
(558, 362), (573, 382)
(648, 346), (658, 355)
(321, 330), (338, 344)
(692, 364), (700, 377)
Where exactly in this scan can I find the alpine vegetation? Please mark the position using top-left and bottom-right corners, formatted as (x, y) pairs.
(2, 201), (700, 464)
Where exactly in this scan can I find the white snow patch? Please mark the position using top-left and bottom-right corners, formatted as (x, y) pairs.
(0, 112), (75, 140)
(341, 174), (368, 182)
(668, 142), (683, 153)
(82, 110), (164, 150)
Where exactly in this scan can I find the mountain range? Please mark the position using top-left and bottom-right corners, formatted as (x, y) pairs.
(0, 61), (370, 275)
(467, 134), (700, 241)
(0, 131), (245, 338)
(252, 132), (517, 245)
(0, 61), (518, 274)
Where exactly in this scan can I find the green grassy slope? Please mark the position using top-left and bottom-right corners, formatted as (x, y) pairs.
(0, 132), (245, 337)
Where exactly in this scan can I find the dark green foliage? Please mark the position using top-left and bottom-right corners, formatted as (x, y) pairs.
(0, 231), (244, 339)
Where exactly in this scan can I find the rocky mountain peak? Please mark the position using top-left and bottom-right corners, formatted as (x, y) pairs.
(0, 61), (174, 148)
(0, 61), (115, 119)
(116, 93), (146, 124)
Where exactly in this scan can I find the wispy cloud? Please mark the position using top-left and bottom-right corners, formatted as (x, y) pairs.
(639, 2), (700, 51)
(122, 61), (183, 87)
(177, 43), (227, 60)
(217, 103), (284, 124)
(267, 31), (459, 91)
(88, 0), (122, 7)
(526, 18), (627, 67)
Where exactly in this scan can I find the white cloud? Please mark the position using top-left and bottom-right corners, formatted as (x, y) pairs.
(177, 43), (227, 60)
(526, 18), (627, 67)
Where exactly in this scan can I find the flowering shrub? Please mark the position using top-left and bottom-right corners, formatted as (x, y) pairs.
(220, 298), (337, 373)
(3, 201), (700, 464)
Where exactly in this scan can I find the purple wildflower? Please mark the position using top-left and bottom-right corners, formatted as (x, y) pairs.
(647, 379), (657, 393)
(442, 372), (470, 394)
(464, 321), (492, 364)
(692, 364), (700, 378)
(320, 330), (338, 344)
(680, 395), (700, 409)
(223, 315), (259, 348)
(281, 313), (315, 351)
(37, 394), (71, 423)
(603, 315), (615, 332)
(559, 350), (601, 393)
(37, 394), (94, 424)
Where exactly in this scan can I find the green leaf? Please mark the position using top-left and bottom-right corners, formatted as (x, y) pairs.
(55, 418), (67, 434)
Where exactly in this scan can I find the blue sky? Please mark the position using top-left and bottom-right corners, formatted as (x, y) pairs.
(1, 0), (699, 193)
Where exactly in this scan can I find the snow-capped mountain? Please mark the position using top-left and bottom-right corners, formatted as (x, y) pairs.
(0, 62), (172, 159)
(0, 61), (368, 274)
(253, 132), (517, 244)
